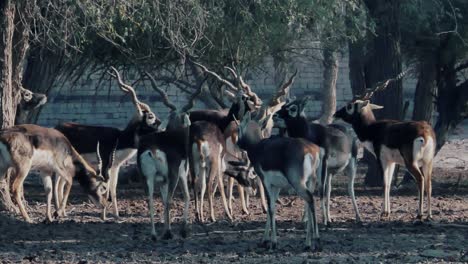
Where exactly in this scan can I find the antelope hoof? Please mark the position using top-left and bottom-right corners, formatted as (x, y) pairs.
(53, 211), (59, 219)
(43, 218), (53, 224)
(100, 212), (108, 221)
(312, 239), (322, 252)
(151, 234), (158, 242)
(242, 209), (250, 216)
(180, 224), (191, 238)
(416, 214), (424, 221)
(426, 215), (433, 222)
(380, 212), (390, 219)
(259, 240), (271, 249)
(270, 241), (277, 250)
(161, 230), (173, 240)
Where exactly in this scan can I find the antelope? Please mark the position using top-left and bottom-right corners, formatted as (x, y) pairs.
(235, 112), (322, 251)
(0, 124), (108, 223)
(55, 66), (162, 220)
(15, 87), (47, 125)
(334, 85), (436, 221)
(273, 97), (361, 224)
(190, 121), (229, 222)
(137, 74), (205, 240)
(191, 62), (297, 217)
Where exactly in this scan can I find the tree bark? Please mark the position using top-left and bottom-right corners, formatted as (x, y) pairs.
(413, 56), (437, 122)
(0, 0), (17, 213)
(20, 49), (62, 123)
(0, 0), (17, 129)
(0, 1), (32, 213)
(363, 0), (403, 187)
(401, 54), (437, 184)
(320, 48), (338, 125)
(434, 36), (468, 153)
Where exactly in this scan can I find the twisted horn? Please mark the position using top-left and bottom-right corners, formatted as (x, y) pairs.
(108, 66), (143, 115)
(96, 141), (103, 175)
(144, 71), (178, 111)
(181, 76), (208, 113)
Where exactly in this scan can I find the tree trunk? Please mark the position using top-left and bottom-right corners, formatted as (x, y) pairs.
(20, 49), (62, 123)
(0, 1), (32, 213)
(0, 0), (17, 129)
(401, 54), (437, 184)
(0, 0), (17, 213)
(320, 48), (338, 125)
(363, 0), (403, 187)
(413, 56), (437, 122)
(434, 37), (468, 153)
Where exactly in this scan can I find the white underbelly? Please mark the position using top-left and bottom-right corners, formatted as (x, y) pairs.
(31, 149), (72, 173)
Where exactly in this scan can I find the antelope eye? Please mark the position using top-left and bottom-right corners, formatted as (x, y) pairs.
(346, 104), (353, 111)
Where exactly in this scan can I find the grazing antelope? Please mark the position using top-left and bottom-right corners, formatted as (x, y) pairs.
(55, 67), (162, 220)
(334, 98), (436, 220)
(137, 75), (205, 240)
(273, 97), (361, 224)
(235, 112), (322, 251)
(0, 124), (108, 223)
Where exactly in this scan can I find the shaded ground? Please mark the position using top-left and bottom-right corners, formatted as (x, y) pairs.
(0, 163), (467, 263)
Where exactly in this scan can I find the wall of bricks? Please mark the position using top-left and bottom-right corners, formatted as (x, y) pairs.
(36, 51), (418, 128)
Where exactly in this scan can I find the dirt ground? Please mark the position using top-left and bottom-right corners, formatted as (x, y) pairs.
(0, 138), (467, 263)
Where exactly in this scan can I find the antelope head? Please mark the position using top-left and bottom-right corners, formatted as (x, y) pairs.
(108, 67), (162, 129)
(84, 141), (109, 209)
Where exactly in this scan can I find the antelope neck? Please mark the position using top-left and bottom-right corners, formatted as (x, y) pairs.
(352, 108), (377, 142)
(285, 115), (310, 138)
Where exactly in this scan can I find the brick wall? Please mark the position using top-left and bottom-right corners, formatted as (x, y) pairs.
(37, 52), (417, 128)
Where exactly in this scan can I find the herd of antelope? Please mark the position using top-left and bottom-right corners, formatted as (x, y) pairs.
(0, 64), (436, 252)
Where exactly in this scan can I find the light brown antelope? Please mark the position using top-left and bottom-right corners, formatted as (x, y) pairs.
(137, 75), (205, 240)
(273, 97), (361, 225)
(55, 66), (162, 220)
(190, 121), (229, 222)
(334, 87), (436, 220)
(235, 112), (322, 251)
(0, 124), (108, 223)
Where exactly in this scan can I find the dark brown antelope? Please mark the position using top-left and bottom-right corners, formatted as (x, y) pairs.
(55, 67), (162, 220)
(0, 124), (108, 223)
(235, 112), (322, 251)
(273, 97), (360, 224)
(137, 74), (205, 240)
(334, 87), (436, 220)
(15, 87), (47, 125)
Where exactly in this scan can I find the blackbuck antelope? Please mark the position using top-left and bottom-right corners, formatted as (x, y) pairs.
(190, 121), (230, 222)
(273, 97), (361, 224)
(15, 87), (48, 125)
(137, 75), (205, 241)
(235, 112), (322, 251)
(56, 67), (162, 220)
(191, 63), (297, 218)
(0, 124), (108, 223)
(334, 99), (436, 220)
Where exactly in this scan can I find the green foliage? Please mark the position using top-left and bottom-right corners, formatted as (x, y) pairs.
(26, 0), (371, 70)
(401, 0), (468, 63)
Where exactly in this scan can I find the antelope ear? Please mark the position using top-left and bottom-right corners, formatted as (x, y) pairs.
(370, 103), (384, 110)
